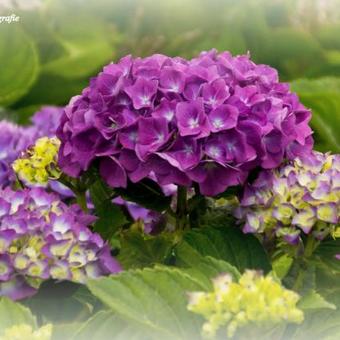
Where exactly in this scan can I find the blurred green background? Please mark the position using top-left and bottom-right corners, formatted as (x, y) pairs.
(0, 0), (339, 153)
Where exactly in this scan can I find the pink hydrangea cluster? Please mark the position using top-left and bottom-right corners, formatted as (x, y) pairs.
(57, 50), (313, 196)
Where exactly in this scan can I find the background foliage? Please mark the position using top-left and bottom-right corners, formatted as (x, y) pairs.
(0, 0), (340, 153)
(0, 1), (340, 339)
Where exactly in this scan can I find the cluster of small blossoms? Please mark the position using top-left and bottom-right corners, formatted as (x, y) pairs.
(0, 107), (63, 188)
(13, 137), (61, 185)
(0, 324), (52, 340)
(234, 152), (340, 245)
(187, 270), (303, 338)
(0, 187), (121, 300)
(57, 50), (313, 196)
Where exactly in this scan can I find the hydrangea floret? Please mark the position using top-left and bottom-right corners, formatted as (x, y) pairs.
(57, 50), (313, 196)
(187, 270), (303, 338)
(12, 137), (61, 185)
(0, 324), (52, 340)
(0, 187), (121, 300)
(233, 151), (340, 246)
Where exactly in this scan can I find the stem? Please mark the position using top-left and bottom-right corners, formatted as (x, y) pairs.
(75, 189), (88, 212)
(176, 186), (189, 230)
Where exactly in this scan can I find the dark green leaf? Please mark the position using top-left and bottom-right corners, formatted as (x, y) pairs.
(176, 226), (271, 273)
(117, 231), (174, 270)
(115, 179), (171, 212)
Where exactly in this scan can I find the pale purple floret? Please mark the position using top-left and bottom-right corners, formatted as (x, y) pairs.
(0, 187), (121, 300)
(57, 50), (313, 196)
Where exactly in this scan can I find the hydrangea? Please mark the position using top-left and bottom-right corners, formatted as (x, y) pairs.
(187, 270), (303, 338)
(0, 187), (121, 300)
(57, 50), (313, 196)
(13, 137), (61, 185)
(0, 324), (52, 340)
(0, 106), (63, 188)
(0, 121), (36, 188)
(234, 152), (340, 245)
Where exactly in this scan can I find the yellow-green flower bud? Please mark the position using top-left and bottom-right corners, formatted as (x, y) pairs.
(0, 324), (52, 340)
(12, 137), (60, 185)
(188, 270), (303, 338)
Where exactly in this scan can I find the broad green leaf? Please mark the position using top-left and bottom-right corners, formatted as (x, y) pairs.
(0, 297), (37, 332)
(176, 226), (271, 273)
(87, 266), (208, 339)
(0, 25), (39, 106)
(293, 290), (340, 340)
(291, 77), (340, 153)
(117, 231), (174, 270)
(73, 311), (142, 340)
(181, 255), (241, 290)
(298, 290), (336, 311)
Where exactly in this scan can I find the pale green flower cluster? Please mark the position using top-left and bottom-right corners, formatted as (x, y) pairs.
(12, 137), (61, 185)
(187, 270), (303, 338)
(0, 324), (52, 340)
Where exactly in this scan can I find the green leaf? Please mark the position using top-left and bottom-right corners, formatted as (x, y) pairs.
(0, 297), (37, 332)
(176, 226), (271, 273)
(117, 231), (174, 270)
(23, 281), (92, 324)
(0, 25), (39, 106)
(291, 77), (340, 153)
(115, 179), (172, 212)
(314, 238), (340, 273)
(87, 266), (208, 340)
(182, 255), (241, 290)
(73, 311), (141, 340)
(293, 291), (340, 340)
(298, 290), (336, 311)
(40, 7), (116, 79)
(89, 179), (128, 239)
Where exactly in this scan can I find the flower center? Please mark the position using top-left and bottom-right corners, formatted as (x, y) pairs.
(213, 118), (223, 128)
(189, 118), (199, 129)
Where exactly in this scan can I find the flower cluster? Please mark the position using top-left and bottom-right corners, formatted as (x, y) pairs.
(0, 106), (63, 188)
(0, 187), (121, 300)
(187, 270), (303, 338)
(57, 50), (313, 196)
(13, 137), (61, 185)
(0, 324), (52, 340)
(234, 152), (340, 245)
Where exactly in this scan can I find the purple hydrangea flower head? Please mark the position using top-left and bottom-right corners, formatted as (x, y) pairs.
(0, 187), (121, 300)
(57, 50), (313, 196)
(233, 152), (340, 246)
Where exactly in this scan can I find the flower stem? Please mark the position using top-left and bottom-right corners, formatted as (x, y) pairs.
(75, 189), (88, 212)
(176, 186), (189, 230)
